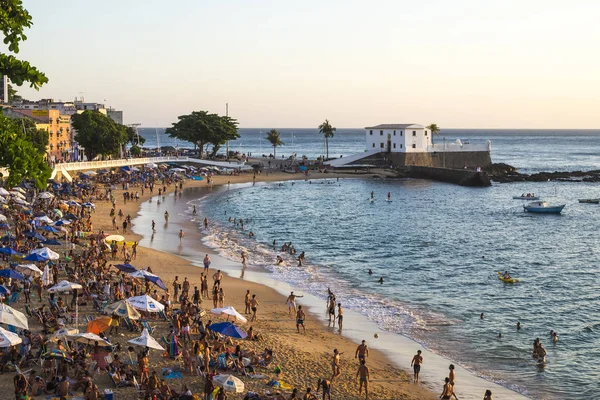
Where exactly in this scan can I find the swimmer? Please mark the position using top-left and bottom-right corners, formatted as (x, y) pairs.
(249, 231), (254, 238)
(192, 205), (197, 215)
(517, 322), (521, 330)
(552, 332), (559, 342)
(276, 255), (284, 265)
(378, 277), (384, 284)
(387, 192), (391, 201)
(480, 313), (484, 319)
(498, 332), (502, 339)
(178, 229), (185, 242)
(367, 269), (373, 275)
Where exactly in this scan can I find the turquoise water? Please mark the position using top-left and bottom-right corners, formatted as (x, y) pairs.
(196, 177), (600, 399)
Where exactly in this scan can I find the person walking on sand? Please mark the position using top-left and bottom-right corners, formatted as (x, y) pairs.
(244, 290), (251, 314)
(179, 229), (185, 243)
(448, 364), (456, 386)
(331, 349), (342, 382)
(203, 254), (211, 272)
(411, 350), (423, 383)
(336, 303), (344, 332)
(316, 378), (331, 400)
(355, 340), (369, 361)
(296, 306), (306, 333)
(250, 294), (259, 322)
(286, 291), (303, 315)
(356, 359), (370, 399)
(440, 377), (458, 399)
(213, 270), (223, 289)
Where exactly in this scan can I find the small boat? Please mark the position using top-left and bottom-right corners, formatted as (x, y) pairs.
(497, 272), (519, 284)
(513, 195), (540, 200)
(523, 201), (565, 214)
(578, 198), (600, 204)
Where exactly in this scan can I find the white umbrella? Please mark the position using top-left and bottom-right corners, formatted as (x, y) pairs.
(104, 300), (142, 320)
(34, 216), (54, 224)
(0, 188), (9, 196)
(68, 332), (111, 346)
(0, 326), (22, 347)
(50, 327), (79, 343)
(48, 280), (83, 293)
(81, 170), (97, 176)
(127, 328), (164, 351)
(38, 192), (55, 199)
(0, 214), (6, 222)
(42, 265), (52, 287)
(31, 247), (60, 260)
(170, 168), (186, 173)
(145, 163), (157, 169)
(105, 235), (125, 242)
(10, 191), (25, 199)
(13, 198), (28, 206)
(126, 294), (165, 313)
(0, 197), (6, 204)
(210, 306), (248, 323)
(0, 303), (29, 329)
(213, 374), (245, 393)
(16, 264), (43, 277)
(11, 187), (26, 194)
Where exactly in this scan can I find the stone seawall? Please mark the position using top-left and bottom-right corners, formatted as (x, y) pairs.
(406, 166), (491, 187)
(388, 151), (492, 169)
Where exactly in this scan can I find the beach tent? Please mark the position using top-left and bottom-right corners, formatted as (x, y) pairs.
(209, 322), (247, 339)
(30, 247), (60, 260)
(0, 269), (25, 280)
(23, 253), (49, 262)
(213, 374), (245, 393)
(126, 294), (165, 313)
(128, 269), (167, 290)
(104, 300), (142, 320)
(15, 264), (43, 277)
(52, 219), (70, 226)
(0, 326), (22, 347)
(210, 306), (248, 323)
(0, 303), (29, 329)
(127, 328), (164, 351)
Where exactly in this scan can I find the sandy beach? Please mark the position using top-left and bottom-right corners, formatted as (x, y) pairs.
(17, 169), (434, 399)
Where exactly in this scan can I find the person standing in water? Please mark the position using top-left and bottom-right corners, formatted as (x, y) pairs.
(370, 191), (374, 201)
(178, 229), (185, 243)
(336, 303), (344, 332)
(192, 205), (197, 215)
(387, 192), (391, 201)
(411, 350), (423, 383)
(164, 211), (169, 222)
(203, 217), (209, 230)
(151, 220), (156, 231)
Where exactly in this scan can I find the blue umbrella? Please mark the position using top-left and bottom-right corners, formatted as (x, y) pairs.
(0, 248), (22, 256)
(114, 263), (137, 273)
(23, 253), (49, 262)
(64, 213), (78, 220)
(0, 223), (10, 229)
(24, 231), (46, 241)
(41, 226), (61, 234)
(53, 220), (70, 226)
(42, 239), (62, 246)
(145, 274), (167, 290)
(0, 269), (25, 280)
(0, 285), (10, 295)
(1, 233), (16, 242)
(209, 322), (247, 339)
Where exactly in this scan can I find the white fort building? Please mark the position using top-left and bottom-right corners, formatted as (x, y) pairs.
(327, 123), (491, 169)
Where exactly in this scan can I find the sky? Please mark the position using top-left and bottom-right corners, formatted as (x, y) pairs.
(6, 0), (600, 128)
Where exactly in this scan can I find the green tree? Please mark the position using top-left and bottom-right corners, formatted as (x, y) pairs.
(19, 117), (48, 153)
(71, 111), (128, 160)
(126, 126), (145, 146)
(129, 144), (141, 157)
(427, 123), (440, 144)
(166, 111), (239, 159)
(0, 115), (50, 188)
(318, 119), (336, 160)
(0, 0), (48, 89)
(265, 129), (284, 158)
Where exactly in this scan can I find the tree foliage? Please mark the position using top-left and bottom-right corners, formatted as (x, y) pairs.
(19, 117), (48, 154)
(265, 129), (284, 158)
(318, 119), (336, 160)
(0, 0), (48, 89)
(71, 111), (128, 160)
(427, 123), (440, 135)
(0, 115), (50, 188)
(166, 111), (239, 158)
(126, 126), (145, 146)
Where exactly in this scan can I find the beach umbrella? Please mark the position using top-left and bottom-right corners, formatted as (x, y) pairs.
(104, 300), (142, 320)
(0, 326), (23, 347)
(210, 306), (248, 323)
(0, 304), (28, 329)
(146, 163), (157, 168)
(23, 253), (48, 262)
(128, 269), (167, 290)
(10, 191), (26, 200)
(15, 264), (43, 277)
(41, 226), (61, 234)
(126, 294), (165, 313)
(52, 220), (70, 227)
(0, 197), (6, 204)
(81, 170), (97, 176)
(34, 216), (54, 224)
(0, 285), (10, 296)
(42, 239), (63, 246)
(50, 327), (79, 343)
(0, 214), (6, 222)
(105, 235), (125, 243)
(66, 200), (81, 207)
(86, 316), (112, 334)
(113, 263), (137, 273)
(38, 192), (55, 199)
(213, 374), (245, 393)
(0, 233), (16, 242)
(42, 265), (52, 286)
(0, 223), (9, 229)
(11, 187), (26, 194)
(68, 332), (111, 346)
(0, 248), (21, 256)
(42, 349), (72, 361)
(127, 328), (164, 351)
(0, 188), (9, 196)
(24, 231), (46, 241)
(13, 198), (29, 206)
(48, 280), (83, 293)
(82, 202), (95, 208)
(0, 269), (25, 280)
(30, 247), (60, 260)
(209, 322), (247, 339)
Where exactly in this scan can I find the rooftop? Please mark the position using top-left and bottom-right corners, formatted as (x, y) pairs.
(365, 124), (424, 129)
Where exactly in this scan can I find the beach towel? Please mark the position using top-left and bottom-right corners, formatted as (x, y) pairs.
(161, 369), (183, 379)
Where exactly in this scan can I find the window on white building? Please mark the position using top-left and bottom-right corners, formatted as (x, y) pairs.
(425, 131), (428, 136)
(380, 131), (383, 136)
(412, 144), (416, 148)
(400, 131), (403, 136)
(400, 144), (403, 148)
(372, 143), (375, 148)
(413, 131), (416, 136)
(370, 130), (373, 135)
(393, 130), (396, 135)
(393, 143), (396, 149)
(380, 143), (384, 148)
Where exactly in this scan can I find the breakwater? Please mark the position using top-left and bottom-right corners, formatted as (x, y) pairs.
(406, 166), (491, 187)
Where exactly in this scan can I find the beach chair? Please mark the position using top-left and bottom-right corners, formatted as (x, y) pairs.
(140, 320), (156, 334)
(104, 354), (114, 368)
(132, 376), (144, 399)
(24, 304), (33, 317)
(7, 292), (19, 304)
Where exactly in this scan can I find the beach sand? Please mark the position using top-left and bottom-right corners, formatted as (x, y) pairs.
(0, 169), (435, 399)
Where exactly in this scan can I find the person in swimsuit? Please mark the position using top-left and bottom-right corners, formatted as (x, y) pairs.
(448, 364), (456, 386)
(203, 254), (211, 272)
(331, 349), (342, 382)
(250, 294), (259, 322)
(286, 291), (303, 315)
(355, 340), (369, 361)
(336, 303), (344, 332)
(296, 306), (306, 333)
(356, 359), (370, 399)
(411, 350), (423, 383)
(164, 211), (169, 222)
(483, 389), (492, 400)
(316, 378), (331, 400)
(440, 377), (458, 399)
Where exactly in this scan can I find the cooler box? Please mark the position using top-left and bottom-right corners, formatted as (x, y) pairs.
(104, 388), (114, 400)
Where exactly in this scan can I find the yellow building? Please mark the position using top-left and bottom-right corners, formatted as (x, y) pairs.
(10, 109), (72, 161)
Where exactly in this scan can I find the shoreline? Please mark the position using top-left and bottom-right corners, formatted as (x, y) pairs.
(127, 175), (529, 399)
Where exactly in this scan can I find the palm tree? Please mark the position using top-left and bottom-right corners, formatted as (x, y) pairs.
(318, 119), (336, 160)
(427, 124), (440, 144)
(265, 129), (284, 158)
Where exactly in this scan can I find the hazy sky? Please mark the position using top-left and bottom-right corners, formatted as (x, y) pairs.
(7, 0), (600, 128)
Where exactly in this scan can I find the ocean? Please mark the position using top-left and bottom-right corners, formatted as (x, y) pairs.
(137, 128), (600, 399)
